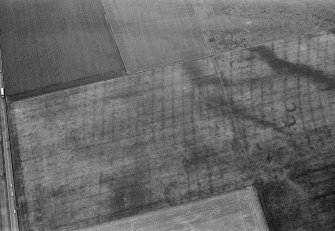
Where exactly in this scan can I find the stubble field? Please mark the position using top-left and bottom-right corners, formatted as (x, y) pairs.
(7, 31), (335, 230)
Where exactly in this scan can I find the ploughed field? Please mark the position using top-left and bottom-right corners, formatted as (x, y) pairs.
(8, 32), (335, 230)
(0, 0), (125, 98)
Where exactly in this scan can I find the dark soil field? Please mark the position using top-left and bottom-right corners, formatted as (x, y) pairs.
(0, 0), (125, 98)
(7, 31), (335, 231)
(102, 0), (209, 73)
(194, 0), (335, 52)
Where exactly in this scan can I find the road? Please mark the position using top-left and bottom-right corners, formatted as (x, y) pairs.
(0, 33), (19, 231)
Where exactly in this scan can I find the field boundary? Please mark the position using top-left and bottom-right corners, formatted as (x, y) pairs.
(7, 53), (211, 103)
(253, 180), (276, 231)
(9, 29), (333, 103)
(102, 7), (129, 74)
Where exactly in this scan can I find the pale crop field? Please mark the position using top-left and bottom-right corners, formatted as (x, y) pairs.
(102, 0), (209, 73)
(78, 187), (269, 231)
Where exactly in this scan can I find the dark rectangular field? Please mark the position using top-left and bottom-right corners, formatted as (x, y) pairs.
(0, 0), (125, 99)
(8, 32), (335, 231)
(102, 0), (209, 73)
